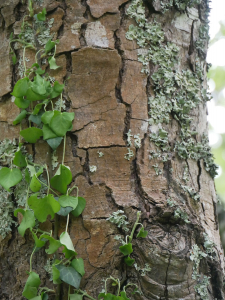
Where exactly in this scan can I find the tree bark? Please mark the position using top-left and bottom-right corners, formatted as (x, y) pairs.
(0, 0), (224, 300)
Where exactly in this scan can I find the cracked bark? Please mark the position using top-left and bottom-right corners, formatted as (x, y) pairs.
(0, 0), (224, 300)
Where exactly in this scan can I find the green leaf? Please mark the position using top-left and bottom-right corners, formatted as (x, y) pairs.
(70, 294), (83, 300)
(13, 150), (27, 168)
(35, 68), (45, 75)
(45, 40), (56, 54)
(47, 137), (63, 150)
(28, 194), (61, 222)
(14, 97), (30, 109)
(53, 81), (64, 93)
(11, 77), (29, 97)
(25, 168), (31, 183)
(124, 256), (135, 266)
(22, 272), (41, 299)
(119, 243), (133, 256)
(30, 296), (42, 300)
(48, 57), (60, 70)
(20, 127), (43, 143)
(55, 264), (81, 288)
(71, 197), (86, 217)
(0, 167), (22, 191)
(31, 231), (46, 248)
(57, 205), (73, 216)
(71, 258), (85, 276)
(60, 231), (77, 259)
(120, 291), (130, 300)
(41, 111), (54, 124)
(43, 124), (58, 140)
(32, 74), (46, 95)
(59, 195), (78, 210)
(27, 165), (37, 177)
(26, 87), (45, 101)
(37, 7), (47, 21)
(40, 235), (62, 254)
(13, 110), (27, 125)
(50, 164), (72, 194)
(29, 112), (44, 126)
(33, 103), (44, 115)
(49, 111), (74, 137)
(137, 227), (148, 238)
(52, 265), (62, 284)
(30, 175), (42, 192)
(14, 209), (35, 236)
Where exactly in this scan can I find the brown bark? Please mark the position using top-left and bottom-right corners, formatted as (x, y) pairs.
(0, 0), (224, 300)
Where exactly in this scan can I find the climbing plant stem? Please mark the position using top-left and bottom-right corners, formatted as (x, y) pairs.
(62, 134), (66, 165)
(30, 246), (36, 272)
(128, 211), (141, 243)
(66, 213), (70, 232)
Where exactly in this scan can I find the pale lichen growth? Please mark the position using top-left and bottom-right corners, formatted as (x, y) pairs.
(107, 210), (129, 232)
(97, 151), (104, 158)
(124, 148), (134, 161)
(52, 150), (58, 171)
(134, 263), (151, 276)
(89, 165), (97, 173)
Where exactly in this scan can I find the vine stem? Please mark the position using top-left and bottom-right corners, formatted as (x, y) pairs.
(36, 177), (59, 197)
(23, 46), (28, 76)
(62, 134), (66, 165)
(128, 211), (141, 243)
(30, 246), (36, 272)
(66, 213), (70, 232)
(45, 164), (50, 195)
(79, 290), (97, 300)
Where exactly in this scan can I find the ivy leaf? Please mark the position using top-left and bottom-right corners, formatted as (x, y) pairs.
(30, 175), (42, 192)
(57, 205), (73, 216)
(40, 235), (62, 254)
(137, 227), (148, 238)
(32, 74), (47, 95)
(41, 111), (54, 124)
(29, 111), (44, 126)
(26, 87), (45, 101)
(70, 294), (83, 300)
(53, 81), (64, 93)
(14, 97), (30, 109)
(50, 164), (72, 194)
(25, 168), (31, 184)
(31, 231), (46, 248)
(13, 110), (27, 125)
(59, 195), (78, 210)
(22, 271), (41, 300)
(47, 137), (63, 150)
(120, 291), (130, 300)
(14, 209), (35, 236)
(55, 264), (81, 289)
(13, 150), (27, 168)
(71, 197), (86, 217)
(49, 111), (74, 137)
(37, 7), (47, 21)
(33, 103), (44, 115)
(45, 40), (56, 54)
(48, 57), (60, 70)
(30, 296), (42, 300)
(124, 256), (135, 266)
(71, 258), (85, 276)
(0, 167), (22, 191)
(52, 265), (62, 284)
(20, 127), (43, 143)
(43, 124), (58, 140)
(11, 77), (29, 97)
(26, 165), (37, 177)
(60, 231), (77, 259)
(28, 194), (61, 222)
(119, 243), (133, 256)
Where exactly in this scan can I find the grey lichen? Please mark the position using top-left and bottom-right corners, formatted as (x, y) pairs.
(167, 198), (190, 223)
(97, 151), (104, 158)
(89, 165), (97, 173)
(134, 263), (151, 276)
(107, 210), (129, 232)
(124, 148), (134, 161)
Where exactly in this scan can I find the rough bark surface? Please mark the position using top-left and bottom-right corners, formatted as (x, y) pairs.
(0, 1), (224, 300)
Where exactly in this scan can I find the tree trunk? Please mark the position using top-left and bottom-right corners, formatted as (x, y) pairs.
(0, 0), (224, 300)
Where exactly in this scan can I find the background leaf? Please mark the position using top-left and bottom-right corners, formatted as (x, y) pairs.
(0, 167), (22, 191)
(71, 197), (86, 217)
(20, 128), (43, 143)
(71, 258), (85, 276)
(14, 209), (35, 236)
(50, 164), (72, 194)
(55, 265), (81, 288)
(13, 150), (27, 168)
(22, 272), (41, 300)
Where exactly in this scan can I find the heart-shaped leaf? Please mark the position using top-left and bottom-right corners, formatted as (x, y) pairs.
(43, 124), (58, 140)
(13, 150), (27, 168)
(13, 110), (27, 125)
(14, 97), (30, 109)
(71, 197), (86, 217)
(53, 81), (64, 93)
(14, 209), (36, 236)
(55, 264), (81, 289)
(32, 74), (46, 95)
(31, 231), (46, 249)
(137, 227), (148, 238)
(50, 164), (72, 194)
(47, 137), (63, 150)
(124, 256), (135, 266)
(0, 167), (22, 191)
(49, 111), (74, 137)
(40, 235), (62, 254)
(60, 231), (77, 259)
(22, 272), (41, 300)
(20, 127), (43, 143)
(71, 258), (85, 276)
(45, 40), (57, 54)
(37, 7), (47, 21)
(59, 195), (78, 210)
(41, 111), (54, 124)
(52, 265), (62, 284)
(29, 111), (44, 126)
(119, 243), (133, 256)
(28, 194), (61, 222)
(11, 77), (29, 97)
(48, 57), (60, 70)
(26, 87), (45, 101)
(30, 175), (42, 192)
